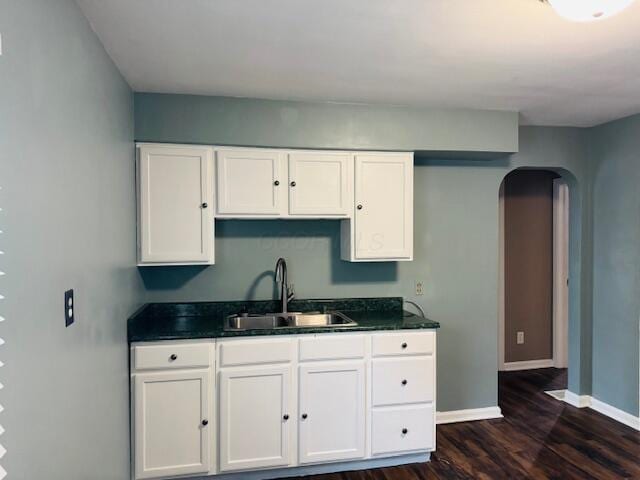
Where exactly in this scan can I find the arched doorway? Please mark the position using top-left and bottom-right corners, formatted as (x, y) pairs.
(498, 169), (569, 371)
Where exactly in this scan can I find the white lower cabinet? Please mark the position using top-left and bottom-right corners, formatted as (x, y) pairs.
(133, 370), (212, 479)
(131, 331), (436, 479)
(371, 404), (435, 455)
(298, 361), (366, 464)
(218, 366), (292, 472)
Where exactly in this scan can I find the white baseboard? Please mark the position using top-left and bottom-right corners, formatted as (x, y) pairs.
(436, 406), (503, 425)
(501, 359), (554, 371)
(590, 397), (640, 431)
(564, 390), (591, 408)
(553, 390), (640, 431)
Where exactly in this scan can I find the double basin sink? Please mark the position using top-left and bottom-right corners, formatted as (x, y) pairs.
(226, 311), (357, 331)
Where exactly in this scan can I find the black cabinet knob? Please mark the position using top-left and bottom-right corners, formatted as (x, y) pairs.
(401, 379), (408, 386)
(357, 204), (363, 210)
(290, 181), (296, 187)
(302, 413), (308, 419)
(401, 342), (408, 349)
(274, 180), (280, 186)
(402, 428), (408, 434)
(170, 354), (178, 361)
(201, 203), (208, 208)
(283, 414), (289, 421)
(202, 419), (209, 426)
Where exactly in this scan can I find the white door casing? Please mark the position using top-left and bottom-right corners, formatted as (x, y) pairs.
(553, 178), (569, 369)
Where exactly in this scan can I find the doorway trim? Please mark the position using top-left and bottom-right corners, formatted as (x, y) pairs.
(498, 181), (506, 370)
(498, 172), (570, 371)
(552, 178), (569, 369)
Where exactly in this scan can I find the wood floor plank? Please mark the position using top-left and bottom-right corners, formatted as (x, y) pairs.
(277, 368), (640, 480)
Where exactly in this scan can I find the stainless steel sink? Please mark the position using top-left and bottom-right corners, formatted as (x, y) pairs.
(225, 311), (357, 331)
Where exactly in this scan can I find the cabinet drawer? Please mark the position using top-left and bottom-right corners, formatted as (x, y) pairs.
(372, 357), (434, 406)
(219, 338), (293, 367)
(372, 331), (435, 357)
(371, 405), (434, 455)
(299, 335), (366, 361)
(133, 343), (211, 371)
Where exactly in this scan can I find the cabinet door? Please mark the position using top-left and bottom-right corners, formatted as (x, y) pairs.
(216, 149), (286, 216)
(298, 361), (365, 464)
(354, 153), (413, 260)
(138, 145), (214, 264)
(219, 366), (292, 472)
(134, 370), (211, 479)
(288, 152), (351, 216)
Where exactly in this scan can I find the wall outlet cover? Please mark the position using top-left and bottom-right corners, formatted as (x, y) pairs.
(65, 289), (74, 327)
(415, 281), (424, 296)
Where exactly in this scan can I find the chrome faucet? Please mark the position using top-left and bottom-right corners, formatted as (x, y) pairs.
(275, 257), (295, 314)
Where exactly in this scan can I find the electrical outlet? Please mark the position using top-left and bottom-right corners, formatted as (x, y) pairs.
(65, 289), (74, 327)
(517, 331), (525, 344)
(415, 281), (424, 296)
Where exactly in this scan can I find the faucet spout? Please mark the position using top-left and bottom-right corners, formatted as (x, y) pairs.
(275, 257), (292, 314)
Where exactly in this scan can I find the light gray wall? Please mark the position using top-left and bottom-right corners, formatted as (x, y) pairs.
(134, 93), (519, 155)
(136, 92), (592, 411)
(0, 1), (142, 478)
(589, 114), (640, 416)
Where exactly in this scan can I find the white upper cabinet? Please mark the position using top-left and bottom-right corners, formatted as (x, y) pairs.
(133, 370), (211, 479)
(344, 153), (413, 261)
(216, 148), (286, 217)
(136, 144), (414, 264)
(288, 152), (352, 216)
(298, 361), (365, 464)
(137, 144), (214, 265)
(218, 366), (292, 472)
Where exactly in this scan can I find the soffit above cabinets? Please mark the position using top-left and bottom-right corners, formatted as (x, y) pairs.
(133, 94), (519, 157)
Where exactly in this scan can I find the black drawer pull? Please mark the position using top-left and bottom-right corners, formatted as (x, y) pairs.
(402, 428), (408, 434)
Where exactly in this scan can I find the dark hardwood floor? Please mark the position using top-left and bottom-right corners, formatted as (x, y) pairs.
(293, 368), (640, 479)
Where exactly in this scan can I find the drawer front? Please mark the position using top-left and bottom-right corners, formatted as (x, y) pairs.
(372, 357), (434, 406)
(371, 405), (434, 455)
(299, 335), (366, 361)
(372, 331), (435, 357)
(219, 338), (293, 367)
(134, 343), (211, 371)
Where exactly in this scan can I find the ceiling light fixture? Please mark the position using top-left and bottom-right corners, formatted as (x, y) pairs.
(544, 0), (636, 21)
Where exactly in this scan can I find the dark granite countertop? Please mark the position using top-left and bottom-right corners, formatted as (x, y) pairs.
(128, 297), (439, 343)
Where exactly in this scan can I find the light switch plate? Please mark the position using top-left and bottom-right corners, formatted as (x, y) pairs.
(65, 289), (74, 327)
(517, 331), (524, 344)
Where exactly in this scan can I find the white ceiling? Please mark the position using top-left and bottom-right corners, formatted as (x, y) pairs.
(77, 0), (640, 127)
